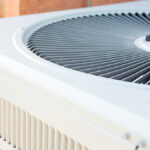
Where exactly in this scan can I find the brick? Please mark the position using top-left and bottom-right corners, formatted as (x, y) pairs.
(109, 0), (134, 3)
(5, 0), (20, 17)
(91, 0), (134, 6)
(19, 0), (86, 15)
(91, 0), (109, 6)
(0, 0), (2, 17)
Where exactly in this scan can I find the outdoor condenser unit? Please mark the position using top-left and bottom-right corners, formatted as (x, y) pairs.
(0, 1), (150, 150)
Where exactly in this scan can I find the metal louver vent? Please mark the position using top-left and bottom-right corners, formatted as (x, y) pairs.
(0, 99), (89, 150)
(27, 13), (150, 85)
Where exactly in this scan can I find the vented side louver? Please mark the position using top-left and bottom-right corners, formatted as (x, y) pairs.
(0, 99), (88, 150)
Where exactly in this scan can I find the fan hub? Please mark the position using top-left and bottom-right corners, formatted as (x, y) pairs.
(135, 35), (150, 52)
(145, 35), (150, 42)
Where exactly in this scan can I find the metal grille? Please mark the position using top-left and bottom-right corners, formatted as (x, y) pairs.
(27, 13), (150, 85)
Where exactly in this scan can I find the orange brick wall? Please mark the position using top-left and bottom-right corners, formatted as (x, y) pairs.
(3, 0), (134, 17)
(91, 0), (109, 5)
(4, 0), (20, 17)
(91, 0), (134, 6)
(0, 0), (2, 17)
(20, 0), (86, 15)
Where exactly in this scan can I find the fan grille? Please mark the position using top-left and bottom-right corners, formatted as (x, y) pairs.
(27, 13), (150, 85)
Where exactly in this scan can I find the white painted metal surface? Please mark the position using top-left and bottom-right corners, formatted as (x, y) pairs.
(0, 1), (150, 150)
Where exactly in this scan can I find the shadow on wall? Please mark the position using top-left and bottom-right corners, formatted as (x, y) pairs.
(1, 0), (134, 17)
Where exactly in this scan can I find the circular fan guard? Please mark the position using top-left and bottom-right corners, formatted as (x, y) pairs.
(26, 13), (150, 85)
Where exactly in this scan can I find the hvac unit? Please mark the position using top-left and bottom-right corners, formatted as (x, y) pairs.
(0, 1), (150, 150)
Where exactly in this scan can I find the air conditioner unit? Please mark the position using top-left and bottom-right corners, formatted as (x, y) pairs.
(0, 1), (150, 150)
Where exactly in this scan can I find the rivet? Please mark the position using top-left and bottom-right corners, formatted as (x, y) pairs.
(123, 132), (130, 140)
(139, 140), (146, 147)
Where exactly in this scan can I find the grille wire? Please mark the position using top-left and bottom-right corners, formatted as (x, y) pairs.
(27, 13), (150, 85)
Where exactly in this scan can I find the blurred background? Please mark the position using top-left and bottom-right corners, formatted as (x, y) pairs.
(0, 0), (135, 18)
